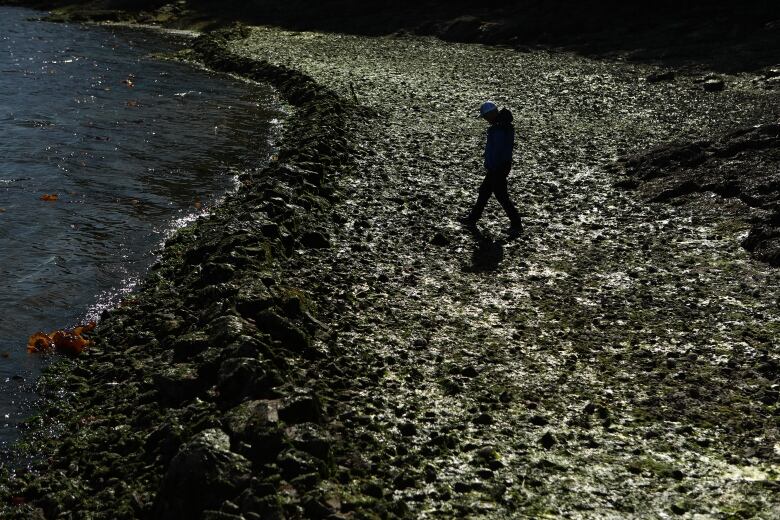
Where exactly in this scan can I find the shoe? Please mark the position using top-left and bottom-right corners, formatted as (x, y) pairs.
(458, 215), (478, 227)
(507, 224), (523, 238)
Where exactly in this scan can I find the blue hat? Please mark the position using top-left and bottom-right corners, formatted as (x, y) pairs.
(478, 101), (498, 118)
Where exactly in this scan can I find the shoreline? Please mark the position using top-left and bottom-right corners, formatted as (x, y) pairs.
(1, 25), (387, 518)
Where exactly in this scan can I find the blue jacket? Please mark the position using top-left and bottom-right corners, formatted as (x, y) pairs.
(484, 108), (514, 171)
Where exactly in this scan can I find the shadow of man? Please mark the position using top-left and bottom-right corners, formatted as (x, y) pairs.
(465, 226), (504, 272)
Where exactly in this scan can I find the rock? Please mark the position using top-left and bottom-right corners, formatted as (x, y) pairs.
(671, 500), (689, 515)
(202, 512), (244, 520)
(529, 415), (548, 426)
(200, 263), (236, 285)
(223, 400), (279, 440)
(278, 393), (323, 424)
(277, 449), (328, 480)
(702, 77), (725, 92)
(476, 446), (497, 460)
(153, 429), (251, 519)
(301, 496), (335, 519)
(461, 366), (478, 378)
(430, 231), (450, 246)
(287, 424), (333, 462)
(217, 357), (281, 404)
(473, 413), (494, 425)
(254, 309), (311, 352)
(393, 472), (418, 489)
(153, 365), (201, 406)
(171, 331), (210, 361)
(646, 71), (675, 83)
(399, 421), (417, 436)
(235, 278), (274, 317)
(539, 431), (557, 449)
(300, 230), (331, 249)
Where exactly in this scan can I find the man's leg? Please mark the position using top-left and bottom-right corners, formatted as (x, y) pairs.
(466, 173), (493, 222)
(493, 168), (523, 228)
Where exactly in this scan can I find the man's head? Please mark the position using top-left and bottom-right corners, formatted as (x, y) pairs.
(479, 101), (499, 123)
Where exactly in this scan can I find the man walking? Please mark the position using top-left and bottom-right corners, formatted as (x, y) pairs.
(460, 101), (523, 235)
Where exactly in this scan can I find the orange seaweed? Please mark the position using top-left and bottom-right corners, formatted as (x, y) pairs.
(27, 332), (54, 353)
(27, 322), (95, 356)
(40, 194), (58, 201)
(52, 331), (88, 356)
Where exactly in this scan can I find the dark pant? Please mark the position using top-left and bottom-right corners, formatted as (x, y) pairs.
(469, 165), (522, 227)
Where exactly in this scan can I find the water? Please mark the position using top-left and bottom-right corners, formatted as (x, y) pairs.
(0, 7), (280, 446)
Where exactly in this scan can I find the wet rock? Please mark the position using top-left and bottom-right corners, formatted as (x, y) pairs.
(646, 70), (675, 83)
(277, 449), (328, 480)
(200, 263), (236, 285)
(153, 429), (251, 519)
(702, 77), (725, 92)
(223, 400), (279, 440)
(254, 309), (311, 352)
(300, 230), (331, 249)
(153, 365), (201, 406)
(217, 357), (281, 404)
(287, 424), (333, 462)
(172, 331), (211, 361)
(235, 278), (274, 317)
(302, 496), (336, 519)
(202, 512), (244, 520)
(393, 472), (418, 489)
(278, 393), (323, 424)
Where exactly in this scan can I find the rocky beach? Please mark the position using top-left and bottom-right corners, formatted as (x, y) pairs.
(1, 2), (779, 518)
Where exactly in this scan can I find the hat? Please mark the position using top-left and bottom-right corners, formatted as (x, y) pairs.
(478, 101), (498, 118)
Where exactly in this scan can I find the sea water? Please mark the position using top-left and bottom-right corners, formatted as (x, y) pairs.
(0, 7), (280, 447)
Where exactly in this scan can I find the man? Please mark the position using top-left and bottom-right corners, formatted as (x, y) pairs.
(460, 101), (523, 235)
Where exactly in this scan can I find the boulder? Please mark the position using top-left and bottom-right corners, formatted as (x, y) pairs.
(217, 357), (281, 404)
(153, 429), (251, 519)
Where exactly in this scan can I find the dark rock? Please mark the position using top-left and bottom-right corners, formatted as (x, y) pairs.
(217, 357), (281, 404)
(153, 365), (201, 406)
(362, 481), (384, 498)
(529, 414), (548, 426)
(473, 413), (494, 425)
(287, 424), (333, 463)
(277, 449), (328, 480)
(399, 421), (417, 436)
(702, 77), (725, 91)
(461, 366), (478, 378)
(430, 231), (450, 246)
(300, 230), (331, 249)
(202, 511), (244, 520)
(539, 431), (557, 449)
(646, 70), (675, 83)
(153, 429), (251, 519)
(254, 310), (311, 352)
(302, 496), (335, 519)
(393, 472), (417, 489)
(200, 263), (236, 285)
(671, 500), (689, 515)
(278, 393), (323, 424)
(223, 400), (279, 440)
(235, 278), (274, 317)
(172, 331), (211, 361)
